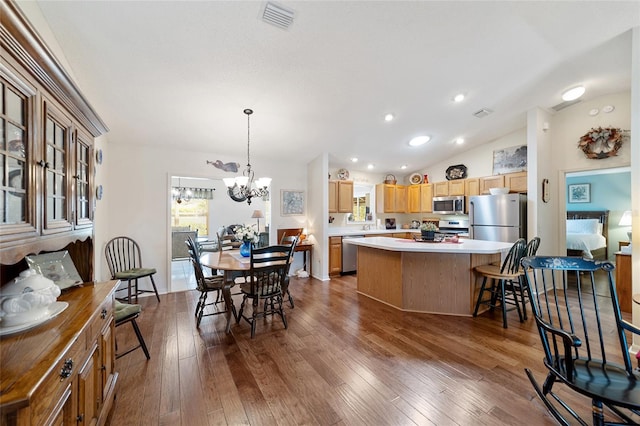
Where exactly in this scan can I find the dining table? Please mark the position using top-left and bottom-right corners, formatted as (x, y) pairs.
(200, 250), (250, 333)
(199, 249), (291, 333)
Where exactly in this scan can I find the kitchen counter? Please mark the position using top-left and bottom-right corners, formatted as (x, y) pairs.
(343, 236), (512, 254)
(328, 228), (420, 237)
(347, 237), (511, 316)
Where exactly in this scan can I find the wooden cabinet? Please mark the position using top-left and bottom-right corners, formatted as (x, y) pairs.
(615, 253), (631, 313)
(407, 185), (420, 213)
(376, 184), (406, 213)
(434, 181), (449, 197)
(464, 178), (480, 213)
(0, 2), (106, 282)
(448, 180), (465, 196)
(408, 184), (433, 213)
(329, 236), (342, 277)
(480, 175), (506, 194)
(0, 282), (119, 425)
(505, 171), (527, 193)
(420, 184), (433, 213)
(328, 180), (353, 213)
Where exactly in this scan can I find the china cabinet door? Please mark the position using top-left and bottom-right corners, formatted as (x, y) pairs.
(0, 72), (37, 240)
(74, 129), (93, 228)
(42, 100), (73, 234)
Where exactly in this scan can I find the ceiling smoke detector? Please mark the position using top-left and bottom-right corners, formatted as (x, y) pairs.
(262, 2), (295, 30)
(473, 108), (493, 118)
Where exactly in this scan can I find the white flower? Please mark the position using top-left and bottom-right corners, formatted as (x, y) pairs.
(233, 224), (259, 243)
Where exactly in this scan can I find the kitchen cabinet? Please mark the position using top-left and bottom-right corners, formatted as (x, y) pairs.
(464, 178), (480, 213)
(505, 171), (527, 193)
(420, 184), (433, 213)
(329, 236), (342, 277)
(376, 184), (406, 213)
(407, 185), (421, 213)
(0, 282), (119, 425)
(408, 184), (433, 213)
(448, 180), (465, 196)
(328, 180), (354, 213)
(480, 175), (505, 194)
(434, 181), (449, 197)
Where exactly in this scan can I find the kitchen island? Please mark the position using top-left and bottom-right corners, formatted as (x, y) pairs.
(343, 237), (513, 316)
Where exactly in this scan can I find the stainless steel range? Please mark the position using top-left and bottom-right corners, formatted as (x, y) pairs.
(437, 219), (469, 237)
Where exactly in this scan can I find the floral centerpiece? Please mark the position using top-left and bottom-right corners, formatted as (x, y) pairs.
(233, 224), (259, 257)
(420, 222), (438, 240)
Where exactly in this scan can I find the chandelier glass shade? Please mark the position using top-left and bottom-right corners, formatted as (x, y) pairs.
(223, 109), (271, 205)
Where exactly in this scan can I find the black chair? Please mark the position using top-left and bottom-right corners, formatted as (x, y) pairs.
(525, 236), (541, 256)
(236, 244), (293, 338)
(186, 236), (235, 327)
(517, 236), (541, 319)
(105, 236), (160, 303)
(279, 235), (299, 308)
(473, 238), (527, 328)
(114, 300), (150, 360)
(522, 256), (640, 425)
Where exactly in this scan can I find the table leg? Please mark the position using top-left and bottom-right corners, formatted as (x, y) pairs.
(222, 272), (237, 333)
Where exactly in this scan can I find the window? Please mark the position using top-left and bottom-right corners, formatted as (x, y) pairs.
(171, 199), (209, 236)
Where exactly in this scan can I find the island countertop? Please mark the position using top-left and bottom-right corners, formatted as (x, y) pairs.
(343, 236), (512, 254)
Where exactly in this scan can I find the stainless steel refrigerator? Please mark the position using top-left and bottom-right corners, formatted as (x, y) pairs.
(469, 193), (527, 242)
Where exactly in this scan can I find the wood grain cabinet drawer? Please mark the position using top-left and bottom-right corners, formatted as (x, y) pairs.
(30, 336), (86, 425)
(87, 297), (113, 348)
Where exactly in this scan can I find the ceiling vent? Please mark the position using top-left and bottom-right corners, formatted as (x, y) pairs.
(551, 99), (581, 112)
(473, 108), (493, 118)
(262, 2), (295, 30)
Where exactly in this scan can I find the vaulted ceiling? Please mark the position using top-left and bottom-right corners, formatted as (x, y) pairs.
(32, 1), (639, 174)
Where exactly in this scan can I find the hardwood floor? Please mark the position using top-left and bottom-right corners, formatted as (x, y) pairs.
(111, 273), (623, 425)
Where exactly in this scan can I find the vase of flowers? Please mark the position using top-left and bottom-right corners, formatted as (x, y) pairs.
(233, 224), (259, 257)
(420, 222), (438, 241)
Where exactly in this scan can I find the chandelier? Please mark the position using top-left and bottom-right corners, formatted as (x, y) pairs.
(222, 109), (271, 205)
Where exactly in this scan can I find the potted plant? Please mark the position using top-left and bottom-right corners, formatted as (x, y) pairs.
(420, 222), (438, 240)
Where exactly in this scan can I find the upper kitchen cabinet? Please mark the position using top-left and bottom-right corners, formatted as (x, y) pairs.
(480, 175), (505, 194)
(433, 181), (449, 197)
(505, 171), (527, 193)
(464, 178), (480, 212)
(376, 183), (406, 213)
(329, 180), (353, 213)
(407, 183), (433, 213)
(448, 180), (465, 196)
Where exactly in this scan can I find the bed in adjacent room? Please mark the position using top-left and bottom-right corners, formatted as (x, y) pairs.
(566, 210), (609, 260)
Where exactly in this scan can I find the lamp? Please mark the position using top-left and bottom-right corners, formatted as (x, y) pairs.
(251, 210), (264, 232)
(619, 210), (632, 241)
(222, 109), (271, 205)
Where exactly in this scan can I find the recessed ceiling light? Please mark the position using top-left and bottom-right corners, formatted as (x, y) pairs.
(400, 165), (408, 170)
(409, 135), (430, 147)
(384, 113), (394, 122)
(561, 86), (585, 101)
(453, 93), (465, 102)
(455, 137), (464, 145)
(367, 164), (374, 169)
(351, 157), (358, 163)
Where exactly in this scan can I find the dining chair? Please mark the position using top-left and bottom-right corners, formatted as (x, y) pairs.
(236, 244), (293, 338)
(105, 236), (160, 303)
(279, 235), (299, 308)
(522, 256), (640, 425)
(472, 238), (527, 328)
(114, 300), (150, 360)
(518, 236), (541, 319)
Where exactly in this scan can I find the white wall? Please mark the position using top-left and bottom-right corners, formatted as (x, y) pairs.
(103, 143), (307, 294)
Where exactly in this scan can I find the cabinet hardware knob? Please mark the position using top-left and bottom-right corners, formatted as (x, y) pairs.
(38, 160), (46, 167)
(101, 308), (107, 319)
(59, 358), (73, 379)
(77, 414), (84, 422)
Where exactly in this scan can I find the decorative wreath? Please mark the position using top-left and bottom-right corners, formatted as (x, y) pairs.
(578, 126), (628, 159)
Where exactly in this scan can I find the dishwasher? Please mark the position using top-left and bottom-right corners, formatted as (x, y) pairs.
(342, 235), (365, 274)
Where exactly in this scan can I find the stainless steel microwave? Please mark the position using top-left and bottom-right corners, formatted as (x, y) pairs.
(432, 196), (465, 214)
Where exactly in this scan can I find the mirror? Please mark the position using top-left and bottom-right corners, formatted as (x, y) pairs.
(350, 183), (374, 222)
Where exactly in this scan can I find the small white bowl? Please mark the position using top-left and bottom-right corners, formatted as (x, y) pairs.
(489, 187), (510, 195)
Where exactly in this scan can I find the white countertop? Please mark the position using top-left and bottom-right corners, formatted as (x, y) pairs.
(328, 228), (420, 237)
(342, 236), (513, 254)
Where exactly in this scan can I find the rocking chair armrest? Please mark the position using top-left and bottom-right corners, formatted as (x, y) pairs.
(621, 320), (640, 336)
(535, 317), (582, 377)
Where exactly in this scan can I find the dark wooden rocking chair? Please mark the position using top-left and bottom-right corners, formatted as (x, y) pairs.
(522, 256), (640, 425)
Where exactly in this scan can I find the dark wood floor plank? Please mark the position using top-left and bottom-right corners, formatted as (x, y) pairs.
(110, 274), (619, 425)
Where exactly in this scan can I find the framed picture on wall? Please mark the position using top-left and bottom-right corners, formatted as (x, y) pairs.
(568, 183), (590, 203)
(281, 190), (305, 216)
(492, 145), (528, 175)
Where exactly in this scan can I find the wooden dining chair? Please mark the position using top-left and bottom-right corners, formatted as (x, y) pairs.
(472, 238), (527, 328)
(236, 244), (293, 338)
(114, 300), (150, 360)
(105, 236), (160, 303)
(279, 235), (299, 308)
